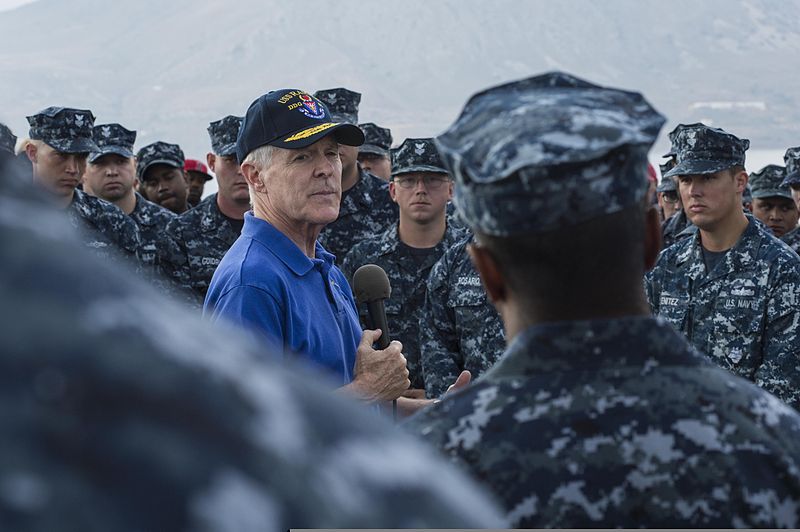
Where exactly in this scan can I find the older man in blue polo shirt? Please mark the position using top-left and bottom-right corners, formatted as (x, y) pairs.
(204, 89), (412, 405)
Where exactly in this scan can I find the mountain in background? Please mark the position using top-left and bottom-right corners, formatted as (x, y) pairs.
(1, 0), (798, 193)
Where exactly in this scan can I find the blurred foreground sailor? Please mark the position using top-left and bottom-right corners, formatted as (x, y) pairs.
(408, 72), (800, 528)
(0, 147), (505, 531)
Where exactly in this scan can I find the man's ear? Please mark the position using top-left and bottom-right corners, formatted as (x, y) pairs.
(25, 142), (37, 163)
(735, 169), (748, 194)
(241, 163), (264, 193)
(644, 205), (662, 271)
(181, 170), (189, 184)
(389, 180), (398, 203)
(467, 242), (507, 305)
(206, 152), (216, 172)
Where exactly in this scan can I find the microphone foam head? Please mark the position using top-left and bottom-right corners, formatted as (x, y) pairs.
(352, 264), (391, 304)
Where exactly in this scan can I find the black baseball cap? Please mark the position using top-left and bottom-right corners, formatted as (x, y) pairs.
(236, 89), (365, 163)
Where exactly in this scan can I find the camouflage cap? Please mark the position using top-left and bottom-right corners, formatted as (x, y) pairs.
(136, 141), (185, 180)
(657, 178), (677, 193)
(657, 160), (677, 192)
(434, 71), (665, 236)
(26, 106), (98, 154)
(89, 123), (136, 163)
(313, 87), (361, 124)
(662, 123), (749, 179)
(661, 123), (685, 158)
(0, 122), (16, 155)
(359, 122), (392, 156)
(781, 147), (800, 187)
(207, 115), (243, 157)
(391, 137), (448, 176)
(749, 164), (791, 200)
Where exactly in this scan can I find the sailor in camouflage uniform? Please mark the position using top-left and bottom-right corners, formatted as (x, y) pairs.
(407, 71), (800, 528)
(646, 124), (800, 409)
(781, 147), (800, 252)
(83, 123), (178, 271)
(420, 233), (504, 398)
(165, 117), (246, 301)
(657, 160), (681, 221)
(0, 152), (505, 531)
(24, 107), (141, 265)
(357, 121), (393, 181)
(342, 138), (468, 391)
(314, 88), (398, 264)
(748, 164), (800, 252)
(660, 127), (693, 249)
(0, 122), (15, 156)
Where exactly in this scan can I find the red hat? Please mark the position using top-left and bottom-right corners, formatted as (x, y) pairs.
(647, 163), (657, 183)
(184, 158), (212, 180)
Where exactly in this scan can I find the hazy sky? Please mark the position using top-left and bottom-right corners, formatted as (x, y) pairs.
(0, 0), (35, 11)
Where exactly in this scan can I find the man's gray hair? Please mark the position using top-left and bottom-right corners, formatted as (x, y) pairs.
(242, 144), (275, 169)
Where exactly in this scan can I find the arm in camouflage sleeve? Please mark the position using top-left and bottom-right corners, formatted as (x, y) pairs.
(643, 262), (659, 314)
(159, 219), (196, 296)
(754, 266), (800, 409)
(420, 253), (462, 399)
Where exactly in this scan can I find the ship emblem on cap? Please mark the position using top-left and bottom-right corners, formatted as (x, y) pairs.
(414, 142), (426, 156)
(298, 93), (326, 120)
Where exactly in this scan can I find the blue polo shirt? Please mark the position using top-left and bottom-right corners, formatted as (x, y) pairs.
(204, 212), (361, 386)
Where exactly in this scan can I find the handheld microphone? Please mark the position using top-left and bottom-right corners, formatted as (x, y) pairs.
(352, 264), (392, 350)
(352, 264), (397, 419)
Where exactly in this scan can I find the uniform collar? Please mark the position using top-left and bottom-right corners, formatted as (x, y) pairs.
(485, 316), (708, 380)
(676, 215), (763, 282)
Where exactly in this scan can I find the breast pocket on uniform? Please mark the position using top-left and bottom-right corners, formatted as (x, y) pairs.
(710, 294), (764, 369)
(656, 291), (689, 332)
(448, 276), (487, 308)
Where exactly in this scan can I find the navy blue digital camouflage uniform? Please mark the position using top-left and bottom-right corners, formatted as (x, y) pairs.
(647, 124), (800, 409)
(342, 222), (466, 389)
(0, 152), (505, 531)
(420, 234), (505, 398)
(27, 108), (142, 266)
(781, 147), (800, 253)
(90, 123), (179, 271)
(749, 164), (800, 252)
(659, 128), (693, 249)
(407, 71), (800, 528)
(314, 87), (399, 263)
(165, 193), (239, 302)
(0, 122), (16, 155)
(163, 118), (244, 302)
(341, 137), (467, 389)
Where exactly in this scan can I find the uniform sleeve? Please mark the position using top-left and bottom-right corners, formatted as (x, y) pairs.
(644, 257), (662, 315)
(420, 254), (461, 398)
(205, 285), (286, 360)
(754, 265), (800, 409)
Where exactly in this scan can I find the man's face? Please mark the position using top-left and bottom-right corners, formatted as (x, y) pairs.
(255, 136), (342, 227)
(677, 169), (745, 231)
(339, 144), (358, 176)
(658, 189), (682, 220)
(27, 142), (86, 199)
(209, 153), (249, 204)
(186, 171), (208, 206)
(141, 164), (189, 214)
(357, 152), (391, 181)
(390, 171), (453, 225)
(752, 196), (799, 237)
(84, 154), (136, 202)
(791, 185), (800, 212)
